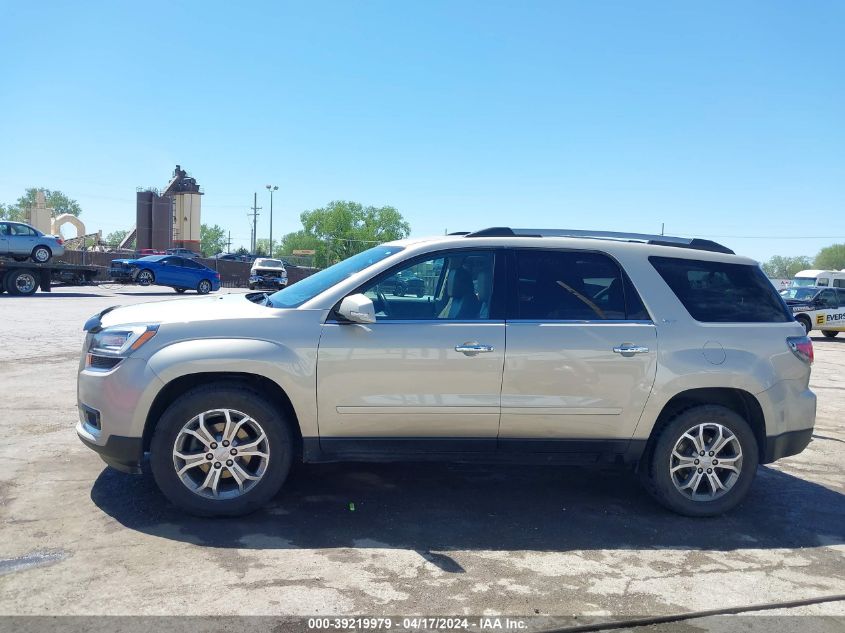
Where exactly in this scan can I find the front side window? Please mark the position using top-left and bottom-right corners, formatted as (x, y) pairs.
(360, 251), (495, 321)
(650, 256), (791, 323)
(819, 289), (838, 308)
(791, 277), (817, 287)
(513, 250), (645, 320)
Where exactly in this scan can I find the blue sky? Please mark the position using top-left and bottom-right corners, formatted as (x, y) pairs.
(1, 1), (842, 261)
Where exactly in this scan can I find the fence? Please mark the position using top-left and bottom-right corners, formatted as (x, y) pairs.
(57, 251), (318, 288)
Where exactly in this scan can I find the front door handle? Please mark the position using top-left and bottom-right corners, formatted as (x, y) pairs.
(613, 344), (649, 355)
(455, 342), (495, 355)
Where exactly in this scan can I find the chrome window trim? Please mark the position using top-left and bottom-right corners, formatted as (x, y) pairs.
(506, 319), (655, 325)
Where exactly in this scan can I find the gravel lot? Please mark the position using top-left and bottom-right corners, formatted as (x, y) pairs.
(0, 285), (843, 628)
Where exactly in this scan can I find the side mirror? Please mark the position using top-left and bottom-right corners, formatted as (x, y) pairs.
(337, 293), (376, 324)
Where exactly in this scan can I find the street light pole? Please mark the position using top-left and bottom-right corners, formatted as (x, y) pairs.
(266, 184), (278, 257)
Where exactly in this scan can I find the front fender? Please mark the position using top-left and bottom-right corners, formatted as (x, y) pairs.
(144, 337), (318, 437)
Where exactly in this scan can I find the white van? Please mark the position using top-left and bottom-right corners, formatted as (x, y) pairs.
(791, 269), (845, 288)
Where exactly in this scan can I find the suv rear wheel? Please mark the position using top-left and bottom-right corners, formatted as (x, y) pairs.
(150, 384), (294, 516)
(641, 405), (758, 517)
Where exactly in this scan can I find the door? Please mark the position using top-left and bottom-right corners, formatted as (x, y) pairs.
(8, 223), (38, 255)
(499, 249), (658, 447)
(0, 223), (9, 255)
(155, 257), (183, 285)
(317, 249), (504, 452)
(816, 288), (845, 331)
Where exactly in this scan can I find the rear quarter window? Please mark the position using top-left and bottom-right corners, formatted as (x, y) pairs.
(650, 256), (791, 323)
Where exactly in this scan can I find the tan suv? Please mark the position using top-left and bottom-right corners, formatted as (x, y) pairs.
(77, 228), (816, 517)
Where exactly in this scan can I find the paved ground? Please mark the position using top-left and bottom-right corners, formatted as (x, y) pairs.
(0, 285), (843, 628)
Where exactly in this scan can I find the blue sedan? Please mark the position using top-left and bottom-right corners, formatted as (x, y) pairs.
(109, 255), (221, 294)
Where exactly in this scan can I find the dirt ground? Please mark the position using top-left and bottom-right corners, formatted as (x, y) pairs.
(0, 285), (842, 630)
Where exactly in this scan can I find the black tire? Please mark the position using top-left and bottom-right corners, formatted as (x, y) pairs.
(149, 384), (295, 517)
(393, 284), (406, 297)
(0, 272), (5, 294)
(416, 288), (425, 298)
(248, 283), (256, 290)
(31, 245), (51, 263)
(822, 330), (839, 338)
(136, 269), (155, 286)
(796, 315), (812, 335)
(12, 256), (28, 262)
(174, 288), (186, 294)
(197, 279), (212, 294)
(4, 269), (39, 296)
(640, 405), (759, 517)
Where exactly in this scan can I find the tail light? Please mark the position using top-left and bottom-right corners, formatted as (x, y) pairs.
(213, 272), (220, 279)
(787, 336), (814, 364)
(56, 237), (64, 245)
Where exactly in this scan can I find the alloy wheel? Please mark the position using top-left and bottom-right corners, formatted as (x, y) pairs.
(172, 409), (270, 499)
(669, 422), (743, 501)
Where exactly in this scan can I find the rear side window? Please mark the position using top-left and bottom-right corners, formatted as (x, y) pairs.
(650, 256), (791, 323)
(513, 250), (648, 320)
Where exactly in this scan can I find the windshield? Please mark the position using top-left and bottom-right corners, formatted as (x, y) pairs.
(268, 245), (404, 308)
(791, 277), (818, 287)
(255, 259), (284, 268)
(780, 287), (818, 301)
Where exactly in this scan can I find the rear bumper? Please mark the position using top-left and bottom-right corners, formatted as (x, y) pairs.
(77, 428), (144, 474)
(763, 428), (813, 464)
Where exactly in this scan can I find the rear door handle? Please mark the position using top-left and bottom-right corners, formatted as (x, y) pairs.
(613, 345), (649, 355)
(455, 342), (495, 355)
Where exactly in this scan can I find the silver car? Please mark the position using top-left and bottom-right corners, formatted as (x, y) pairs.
(77, 228), (816, 517)
(0, 221), (65, 263)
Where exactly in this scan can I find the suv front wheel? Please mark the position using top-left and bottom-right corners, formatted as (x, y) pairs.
(641, 405), (759, 517)
(150, 384), (294, 516)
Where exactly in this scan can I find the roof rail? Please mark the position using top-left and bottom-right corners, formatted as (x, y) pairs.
(463, 227), (734, 255)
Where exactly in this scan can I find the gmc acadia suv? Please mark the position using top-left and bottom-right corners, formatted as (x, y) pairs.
(77, 227), (816, 517)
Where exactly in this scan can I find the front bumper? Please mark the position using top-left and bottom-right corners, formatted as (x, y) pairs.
(249, 274), (287, 289)
(77, 356), (163, 473)
(77, 426), (144, 474)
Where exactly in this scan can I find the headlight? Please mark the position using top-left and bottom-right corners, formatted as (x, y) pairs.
(89, 325), (159, 356)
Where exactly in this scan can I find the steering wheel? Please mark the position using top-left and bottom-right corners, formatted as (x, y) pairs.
(376, 289), (392, 318)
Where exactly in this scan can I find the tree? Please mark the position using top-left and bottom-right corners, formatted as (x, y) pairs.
(0, 202), (24, 221)
(277, 230), (322, 259)
(200, 224), (227, 257)
(814, 244), (845, 271)
(234, 246), (250, 256)
(14, 188), (82, 217)
(105, 230), (129, 248)
(297, 201), (410, 267)
(761, 255), (812, 279)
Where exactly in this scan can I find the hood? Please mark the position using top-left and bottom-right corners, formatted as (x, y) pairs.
(91, 293), (273, 330)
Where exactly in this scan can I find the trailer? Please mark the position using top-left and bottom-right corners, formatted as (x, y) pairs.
(0, 259), (100, 296)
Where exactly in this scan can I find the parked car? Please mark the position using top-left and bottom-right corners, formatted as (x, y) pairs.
(249, 258), (288, 290)
(109, 255), (220, 294)
(78, 227), (815, 517)
(213, 253), (245, 261)
(780, 285), (845, 337)
(377, 269), (426, 297)
(0, 221), (65, 263)
(165, 247), (200, 259)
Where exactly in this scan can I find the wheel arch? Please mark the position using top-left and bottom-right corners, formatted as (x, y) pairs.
(639, 387), (766, 469)
(142, 371), (303, 461)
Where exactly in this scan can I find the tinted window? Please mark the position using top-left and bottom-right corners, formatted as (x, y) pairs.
(0, 223), (8, 236)
(819, 289), (839, 308)
(514, 250), (645, 320)
(182, 259), (203, 269)
(650, 256), (790, 323)
(834, 279), (845, 288)
(360, 251), (495, 321)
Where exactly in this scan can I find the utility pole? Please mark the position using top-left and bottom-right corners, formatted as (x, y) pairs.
(226, 231), (232, 253)
(266, 185), (278, 257)
(248, 193), (261, 254)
